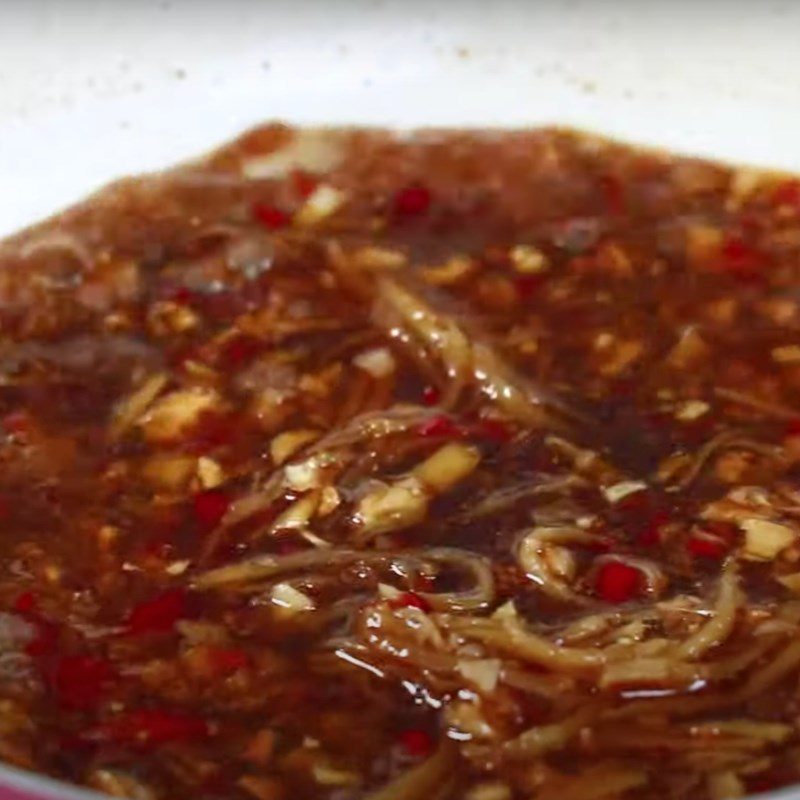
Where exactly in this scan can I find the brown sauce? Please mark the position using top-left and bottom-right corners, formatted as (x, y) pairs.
(0, 125), (800, 799)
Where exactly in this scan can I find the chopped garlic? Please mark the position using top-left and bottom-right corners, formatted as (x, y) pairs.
(270, 429), (320, 466)
(510, 244), (549, 274)
(777, 572), (800, 593)
(666, 327), (711, 369)
(465, 782), (512, 800)
(351, 246), (407, 270)
(272, 491), (320, 530)
(492, 600), (517, 621)
(312, 762), (360, 787)
(675, 400), (710, 421)
(742, 518), (796, 560)
(110, 372), (168, 439)
(318, 485), (340, 516)
(270, 582), (314, 612)
(772, 345), (800, 364)
(197, 456), (224, 489)
(377, 582), (402, 600)
(457, 658), (501, 693)
(284, 455), (331, 492)
(241, 130), (344, 179)
(543, 545), (576, 580)
(139, 387), (221, 443)
(421, 255), (476, 285)
(444, 700), (495, 741)
(603, 481), (648, 504)
(727, 168), (763, 209)
(356, 477), (428, 535)
(165, 559), (191, 576)
(147, 300), (199, 336)
(413, 442), (481, 493)
(141, 452), (197, 491)
(295, 185), (346, 226)
(353, 347), (396, 378)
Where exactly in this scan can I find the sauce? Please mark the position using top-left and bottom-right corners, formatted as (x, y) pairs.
(0, 126), (799, 799)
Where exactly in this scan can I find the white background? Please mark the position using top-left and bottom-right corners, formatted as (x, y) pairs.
(2, 0), (800, 237)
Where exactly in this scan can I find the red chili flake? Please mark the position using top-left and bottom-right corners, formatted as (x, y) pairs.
(472, 418), (513, 444)
(192, 489), (230, 530)
(417, 415), (463, 439)
(514, 275), (543, 300)
(198, 288), (248, 324)
(772, 179), (800, 208)
(595, 561), (642, 603)
(639, 510), (670, 547)
(687, 535), (727, 560)
(393, 184), (431, 217)
(291, 169), (319, 199)
(206, 647), (249, 676)
(421, 385), (441, 406)
(25, 618), (59, 658)
(13, 591), (37, 615)
(786, 418), (800, 437)
(168, 286), (194, 305)
(222, 334), (263, 367)
(747, 776), (780, 794)
(52, 655), (116, 710)
(3, 410), (32, 436)
(599, 174), (625, 215)
(398, 728), (434, 758)
(89, 709), (209, 748)
(389, 592), (432, 613)
(185, 411), (238, 454)
(252, 202), (290, 230)
(412, 574), (437, 592)
(126, 588), (187, 636)
(688, 521), (738, 559)
(715, 236), (768, 280)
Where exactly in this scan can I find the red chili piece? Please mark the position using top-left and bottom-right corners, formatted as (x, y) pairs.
(398, 729), (434, 758)
(89, 709), (209, 748)
(168, 286), (194, 305)
(25, 618), (59, 658)
(252, 202), (290, 230)
(716, 236), (767, 280)
(639, 510), (670, 547)
(13, 591), (37, 615)
(126, 588), (187, 635)
(3, 410), (32, 436)
(687, 535), (727, 560)
(595, 561), (641, 603)
(389, 592), (432, 613)
(185, 411), (238, 454)
(772, 179), (800, 208)
(393, 184), (431, 217)
(514, 275), (543, 300)
(291, 169), (319, 199)
(193, 489), (230, 530)
(472, 418), (513, 444)
(52, 655), (116, 710)
(223, 334), (263, 367)
(417, 415), (462, 439)
(599, 174), (625, 215)
(785, 419), (800, 437)
(421, 385), (441, 406)
(207, 647), (249, 676)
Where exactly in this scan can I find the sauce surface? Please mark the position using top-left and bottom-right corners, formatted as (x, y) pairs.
(2, 126), (800, 800)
